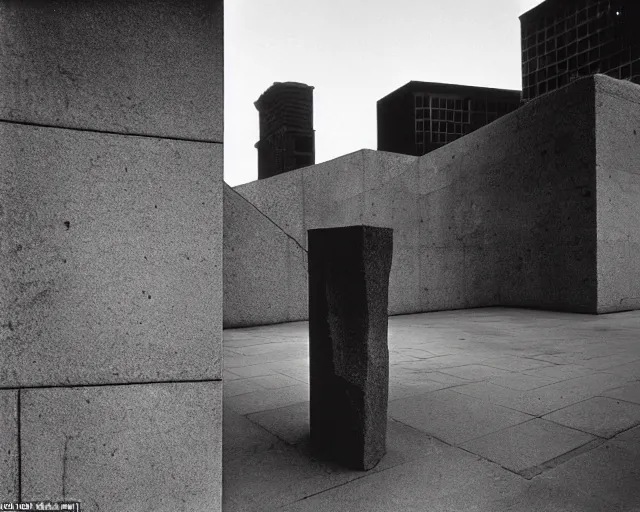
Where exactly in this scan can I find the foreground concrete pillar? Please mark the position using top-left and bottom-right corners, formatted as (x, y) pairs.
(308, 226), (393, 470)
(0, 1), (223, 509)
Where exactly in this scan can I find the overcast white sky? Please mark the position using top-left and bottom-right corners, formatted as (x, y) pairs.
(224, 0), (546, 186)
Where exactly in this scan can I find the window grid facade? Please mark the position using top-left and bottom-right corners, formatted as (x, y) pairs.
(415, 96), (471, 147)
(414, 95), (514, 151)
(377, 82), (521, 157)
(522, 0), (640, 101)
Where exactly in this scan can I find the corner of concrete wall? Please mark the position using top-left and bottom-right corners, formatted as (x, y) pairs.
(412, 76), (598, 314)
(223, 183), (308, 327)
(595, 75), (640, 313)
(226, 78), (603, 324)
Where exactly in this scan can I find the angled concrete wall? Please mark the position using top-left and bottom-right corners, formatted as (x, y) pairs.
(223, 184), (307, 327)
(0, 1), (223, 509)
(229, 76), (638, 326)
(595, 76), (640, 313)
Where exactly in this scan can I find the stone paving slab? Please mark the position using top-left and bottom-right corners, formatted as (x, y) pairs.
(616, 424), (640, 444)
(545, 431), (640, 511)
(223, 308), (640, 511)
(250, 374), (306, 389)
(460, 418), (595, 474)
(265, 358), (309, 373)
(453, 372), (634, 416)
(543, 396), (640, 438)
(488, 372), (556, 391)
(276, 366), (310, 383)
(580, 353), (640, 371)
(438, 364), (514, 380)
(223, 406), (280, 463)
(388, 379), (453, 401)
(225, 362), (279, 379)
(600, 380), (640, 404)
(390, 367), (469, 386)
(389, 389), (533, 445)
(522, 363), (598, 382)
(247, 401), (309, 445)
(228, 341), (306, 356)
(481, 355), (554, 372)
(601, 359), (640, 378)
(223, 417), (478, 512)
(223, 369), (243, 381)
(225, 384), (309, 415)
(493, 473), (621, 512)
(223, 377), (267, 398)
(278, 447), (525, 512)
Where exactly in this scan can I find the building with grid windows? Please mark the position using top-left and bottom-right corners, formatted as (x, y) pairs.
(255, 82), (315, 180)
(520, 0), (640, 102)
(377, 82), (521, 156)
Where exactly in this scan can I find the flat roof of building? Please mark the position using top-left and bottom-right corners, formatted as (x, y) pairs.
(378, 81), (522, 104)
(519, 0), (584, 22)
(255, 82), (314, 109)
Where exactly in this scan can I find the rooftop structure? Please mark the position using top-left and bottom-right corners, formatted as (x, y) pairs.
(254, 82), (315, 180)
(520, 0), (640, 101)
(377, 82), (521, 157)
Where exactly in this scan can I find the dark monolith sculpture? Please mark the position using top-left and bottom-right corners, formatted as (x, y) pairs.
(308, 225), (393, 470)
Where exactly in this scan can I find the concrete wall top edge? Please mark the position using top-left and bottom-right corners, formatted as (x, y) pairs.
(0, 0), (223, 141)
(594, 74), (640, 105)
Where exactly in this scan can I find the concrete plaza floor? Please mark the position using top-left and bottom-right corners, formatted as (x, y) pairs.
(223, 308), (640, 511)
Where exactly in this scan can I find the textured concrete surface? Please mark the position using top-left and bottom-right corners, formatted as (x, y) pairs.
(389, 389), (533, 445)
(223, 308), (640, 511)
(543, 396), (640, 438)
(595, 75), (640, 313)
(459, 418), (595, 474)
(230, 75), (637, 326)
(232, 170), (306, 246)
(21, 381), (222, 512)
(0, 122), (222, 387)
(0, 389), (18, 500)
(308, 227), (392, 470)
(223, 184), (307, 327)
(0, 0), (223, 141)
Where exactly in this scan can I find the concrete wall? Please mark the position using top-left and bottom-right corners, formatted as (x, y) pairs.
(0, 1), (223, 509)
(596, 76), (640, 312)
(231, 76), (608, 326)
(224, 184), (307, 327)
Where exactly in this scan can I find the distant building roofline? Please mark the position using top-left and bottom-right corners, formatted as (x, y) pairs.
(377, 81), (522, 104)
(255, 81), (315, 110)
(519, 0), (584, 21)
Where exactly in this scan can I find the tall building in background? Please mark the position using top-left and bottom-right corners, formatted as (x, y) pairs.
(520, 0), (640, 102)
(377, 82), (521, 157)
(254, 82), (315, 180)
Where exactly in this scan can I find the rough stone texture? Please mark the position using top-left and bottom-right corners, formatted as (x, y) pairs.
(0, 0), (223, 141)
(21, 382), (222, 512)
(595, 75), (640, 313)
(0, 389), (18, 500)
(223, 184), (307, 327)
(0, 122), (222, 387)
(388, 389), (532, 445)
(234, 170), (306, 246)
(459, 418), (594, 474)
(229, 76), (630, 326)
(308, 226), (393, 470)
(543, 396), (640, 438)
